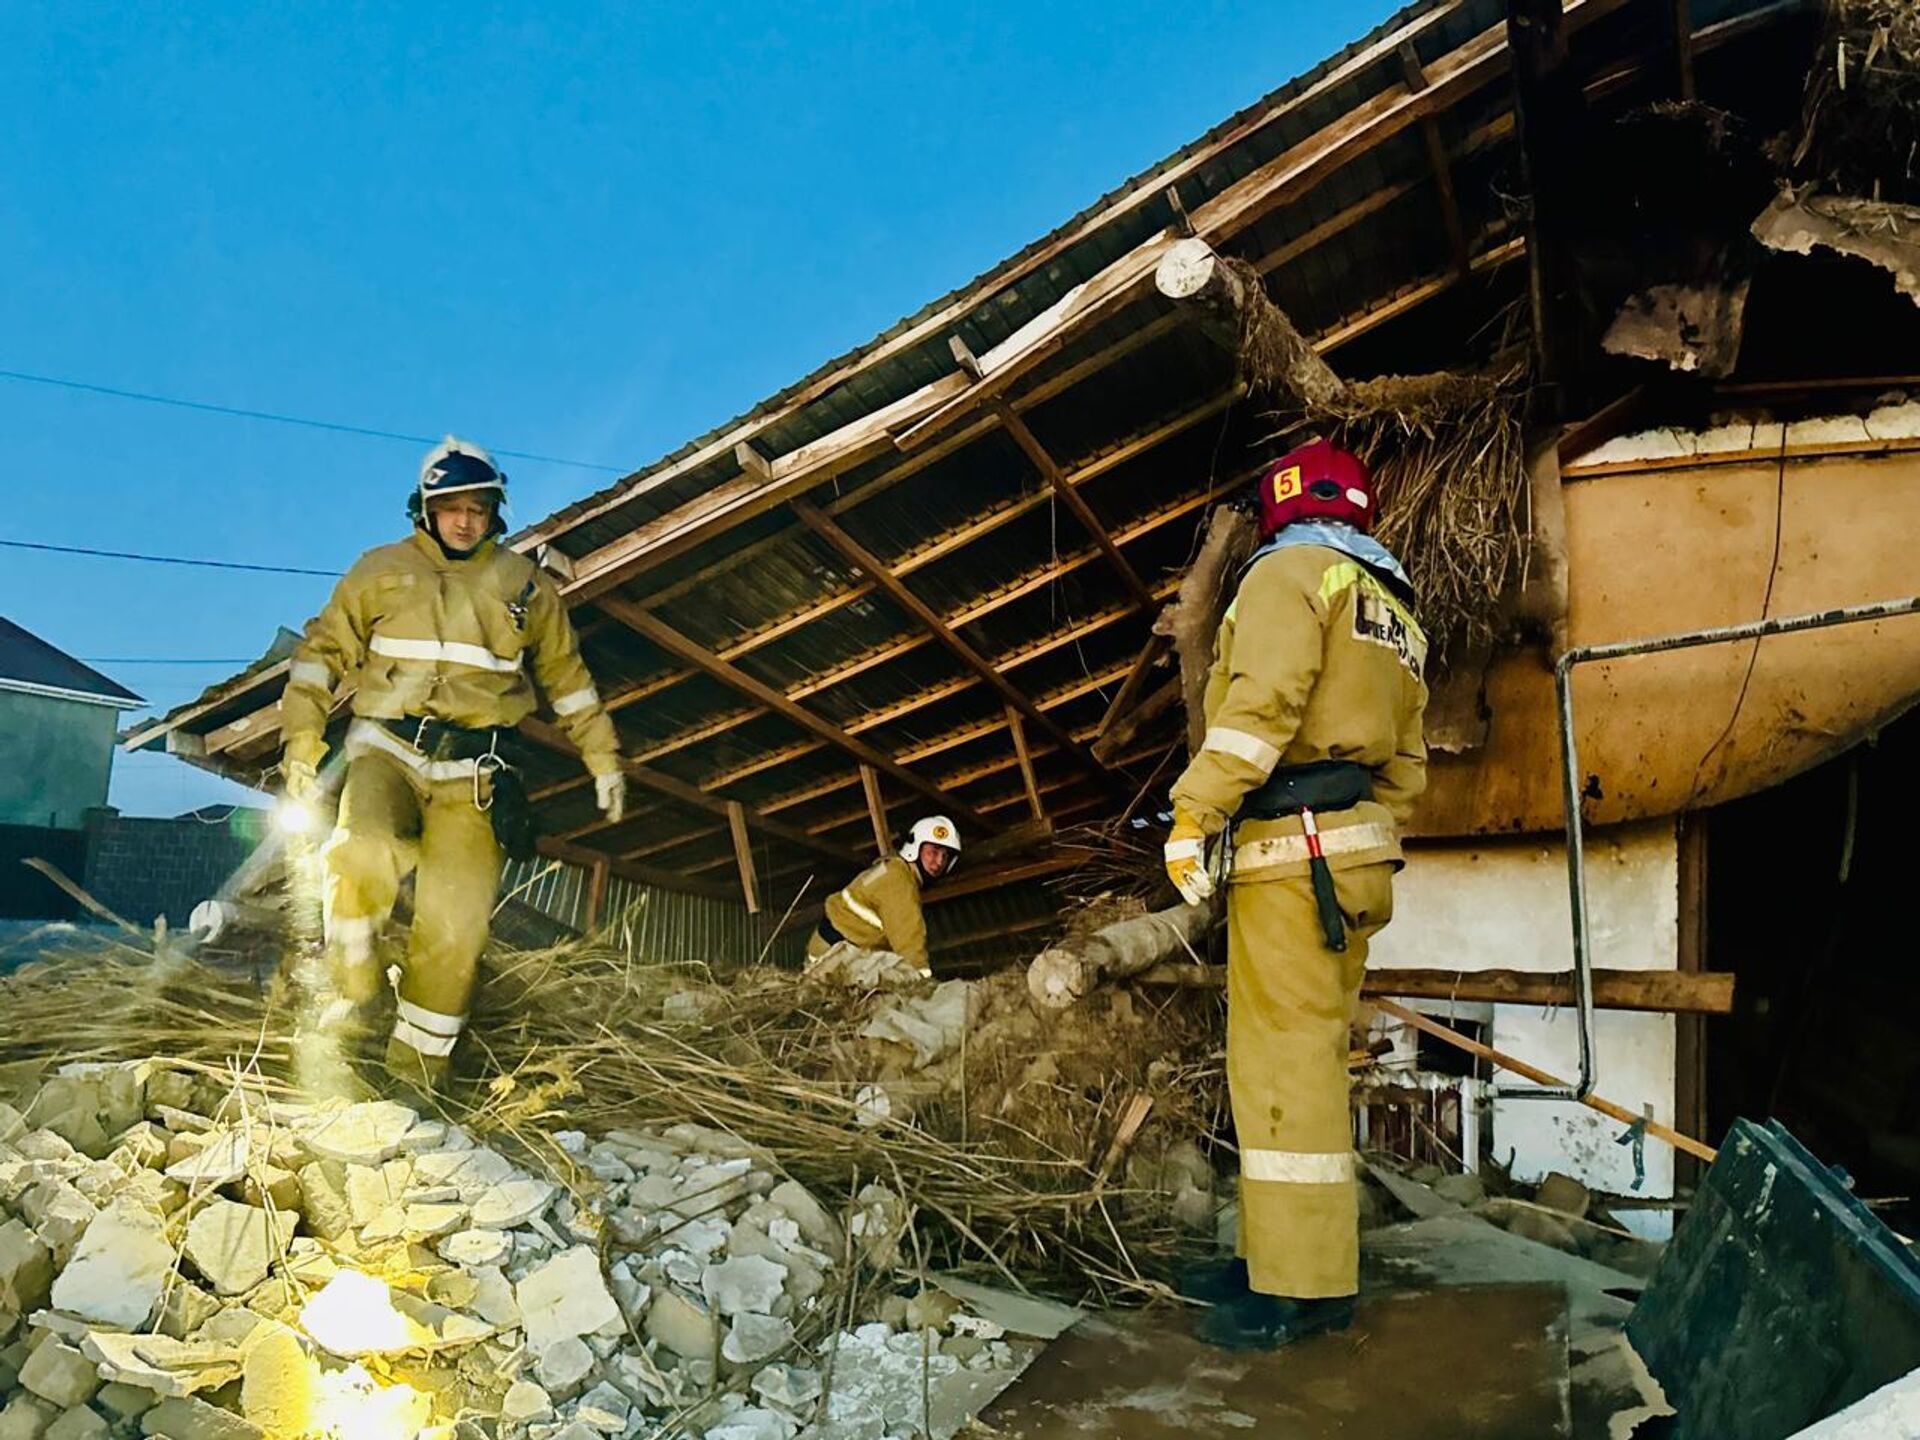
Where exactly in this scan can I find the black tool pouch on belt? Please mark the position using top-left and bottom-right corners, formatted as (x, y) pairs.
(487, 763), (540, 862)
(1238, 759), (1374, 820)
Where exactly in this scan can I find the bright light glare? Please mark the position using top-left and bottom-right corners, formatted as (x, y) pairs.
(275, 797), (318, 835)
(298, 1271), (416, 1356)
(313, 1362), (429, 1440)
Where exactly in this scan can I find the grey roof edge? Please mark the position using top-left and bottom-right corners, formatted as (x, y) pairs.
(0, 617), (144, 707)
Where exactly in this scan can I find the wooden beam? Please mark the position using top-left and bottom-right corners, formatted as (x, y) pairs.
(595, 595), (990, 829)
(989, 399), (1156, 612)
(518, 715), (854, 863)
(727, 800), (760, 914)
(1006, 707), (1046, 823)
(1141, 964), (1735, 1015)
(1097, 633), (1170, 742)
(1400, 42), (1473, 281)
(538, 835), (736, 903)
(859, 765), (890, 856)
(1668, 0), (1696, 100)
(789, 497), (1118, 781)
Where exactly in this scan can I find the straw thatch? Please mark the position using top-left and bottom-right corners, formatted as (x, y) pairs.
(1790, 0), (1920, 204)
(1221, 256), (1531, 664)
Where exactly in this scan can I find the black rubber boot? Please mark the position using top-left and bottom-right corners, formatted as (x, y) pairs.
(1174, 1256), (1252, 1304)
(1196, 1292), (1356, 1352)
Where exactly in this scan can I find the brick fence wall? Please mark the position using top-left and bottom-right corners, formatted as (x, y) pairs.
(83, 809), (271, 928)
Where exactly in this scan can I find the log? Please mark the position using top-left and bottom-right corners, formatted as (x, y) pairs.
(1155, 237), (1346, 408)
(1027, 900), (1217, 1010)
(1090, 675), (1181, 765)
(1136, 963), (1735, 1016)
(1155, 505), (1256, 754)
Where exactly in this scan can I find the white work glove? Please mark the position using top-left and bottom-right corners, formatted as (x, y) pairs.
(1163, 805), (1216, 906)
(594, 770), (627, 825)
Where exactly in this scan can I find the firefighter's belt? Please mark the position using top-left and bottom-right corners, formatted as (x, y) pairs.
(1238, 760), (1373, 819)
(379, 716), (512, 764)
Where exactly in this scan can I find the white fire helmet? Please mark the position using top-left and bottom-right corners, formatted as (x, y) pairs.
(900, 815), (962, 865)
(418, 435), (508, 508)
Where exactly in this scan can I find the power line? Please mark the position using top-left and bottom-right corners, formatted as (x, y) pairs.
(0, 367), (626, 473)
(81, 657), (256, 665)
(0, 537), (342, 577)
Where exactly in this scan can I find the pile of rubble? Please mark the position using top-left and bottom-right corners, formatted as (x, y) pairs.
(0, 1062), (1041, 1440)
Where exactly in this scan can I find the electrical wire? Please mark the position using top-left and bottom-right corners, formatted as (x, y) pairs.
(0, 367), (625, 472)
(80, 657), (256, 665)
(0, 538), (342, 577)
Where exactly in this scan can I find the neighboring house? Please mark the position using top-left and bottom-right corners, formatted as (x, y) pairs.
(0, 618), (143, 919)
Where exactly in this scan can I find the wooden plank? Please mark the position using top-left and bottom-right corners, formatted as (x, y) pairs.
(727, 800), (760, 914)
(790, 497), (1116, 781)
(859, 765), (890, 856)
(1402, 43), (1473, 281)
(1140, 964), (1735, 1015)
(595, 595), (990, 828)
(1669, 0), (1696, 100)
(1372, 998), (1719, 1162)
(991, 400), (1156, 611)
(1006, 706), (1047, 823)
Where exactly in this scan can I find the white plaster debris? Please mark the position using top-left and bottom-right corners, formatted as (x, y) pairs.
(1570, 400), (1920, 470)
(0, 1061), (1035, 1440)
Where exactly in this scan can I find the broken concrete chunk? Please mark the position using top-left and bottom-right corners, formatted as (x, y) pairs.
(722, 1313), (794, 1365)
(0, 1221), (53, 1314)
(466, 1265), (521, 1329)
(49, 1201), (173, 1328)
(162, 1131), (249, 1189)
(573, 1380), (631, 1432)
(184, 1201), (276, 1296)
(767, 1181), (841, 1254)
(702, 1255), (786, 1318)
(21, 1181), (97, 1260)
(138, 1395), (264, 1440)
(43, 1406), (110, 1440)
(95, 1382), (159, 1423)
(297, 1101), (419, 1165)
(751, 1362), (822, 1413)
(293, 1163), (352, 1241)
(500, 1378), (553, 1425)
(239, 1326), (314, 1439)
(516, 1246), (621, 1355)
(438, 1229), (510, 1268)
(643, 1287), (716, 1363)
(0, 1394), (58, 1440)
(470, 1178), (556, 1230)
(533, 1334), (595, 1398)
(704, 1407), (799, 1440)
(1533, 1172), (1592, 1220)
(81, 1333), (243, 1398)
(155, 1283), (223, 1342)
(12, 1132), (76, 1164)
(411, 1147), (514, 1201)
(18, 1339), (101, 1409)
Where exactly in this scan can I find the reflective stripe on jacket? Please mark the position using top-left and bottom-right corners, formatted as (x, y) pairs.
(822, 856), (928, 968)
(1169, 541), (1429, 881)
(282, 530), (620, 777)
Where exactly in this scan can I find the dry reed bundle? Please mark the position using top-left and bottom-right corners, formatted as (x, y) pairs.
(0, 925), (1230, 1306)
(1791, 0), (1920, 204)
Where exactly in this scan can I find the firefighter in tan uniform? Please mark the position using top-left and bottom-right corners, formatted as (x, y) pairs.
(1165, 439), (1428, 1350)
(805, 816), (961, 979)
(281, 437), (626, 1093)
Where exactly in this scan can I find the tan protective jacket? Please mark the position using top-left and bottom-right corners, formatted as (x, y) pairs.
(1170, 542), (1429, 883)
(821, 857), (928, 968)
(282, 530), (620, 776)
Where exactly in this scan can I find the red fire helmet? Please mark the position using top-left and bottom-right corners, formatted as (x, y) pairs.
(1256, 438), (1375, 538)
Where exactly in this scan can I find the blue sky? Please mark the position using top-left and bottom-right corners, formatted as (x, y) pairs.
(1, 2), (1397, 815)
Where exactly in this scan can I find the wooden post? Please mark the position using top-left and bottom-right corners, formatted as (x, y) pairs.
(585, 858), (610, 931)
(1005, 706), (1047, 823)
(1668, 0), (1696, 100)
(1399, 43), (1472, 282)
(1506, 0), (1590, 419)
(859, 765), (890, 856)
(727, 800), (760, 914)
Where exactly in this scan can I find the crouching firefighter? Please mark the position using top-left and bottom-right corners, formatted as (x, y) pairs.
(805, 816), (961, 980)
(280, 436), (627, 1094)
(1164, 438), (1429, 1351)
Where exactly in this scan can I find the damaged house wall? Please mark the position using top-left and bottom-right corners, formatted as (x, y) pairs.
(1371, 822), (1679, 1222)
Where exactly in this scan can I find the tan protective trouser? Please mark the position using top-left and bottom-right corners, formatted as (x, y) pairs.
(321, 751), (501, 1086)
(1229, 861), (1395, 1298)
